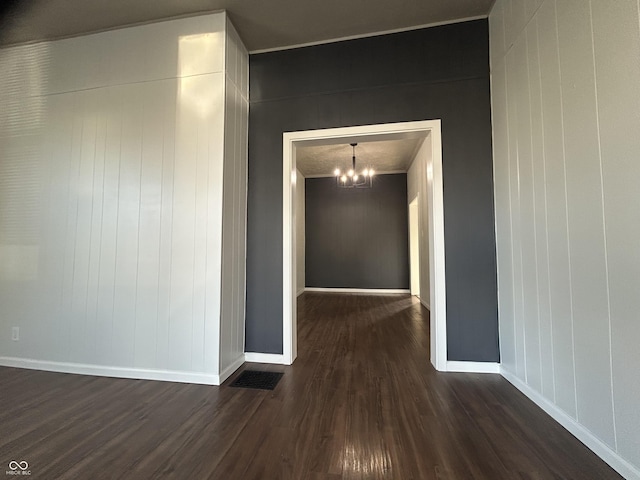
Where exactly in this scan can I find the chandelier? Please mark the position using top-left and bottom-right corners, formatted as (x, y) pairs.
(334, 143), (374, 188)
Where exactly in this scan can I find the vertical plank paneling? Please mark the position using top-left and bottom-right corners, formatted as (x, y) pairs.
(37, 93), (65, 359)
(171, 77), (198, 371)
(191, 75), (214, 373)
(514, 31), (542, 393)
(490, 54), (516, 374)
(489, 0), (514, 375)
(236, 80), (245, 357)
(113, 84), (143, 367)
(134, 81), (164, 369)
(536, 0), (576, 418)
(71, 90), (98, 363)
(505, 47), (526, 380)
(95, 86), (123, 366)
(85, 88), (108, 365)
(0, 14), (240, 382)
(231, 86), (240, 362)
(527, 17), (555, 400)
(203, 74), (225, 375)
(44, 93), (75, 360)
(491, 0), (640, 474)
(556, 0), (615, 447)
(238, 94), (249, 354)
(591, 0), (640, 467)
(217, 20), (249, 375)
(61, 93), (83, 360)
(220, 75), (235, 370)
(156, 80), (177, 371)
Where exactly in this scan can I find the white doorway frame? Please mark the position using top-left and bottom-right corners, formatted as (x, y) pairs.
(282, 120), (447, 371)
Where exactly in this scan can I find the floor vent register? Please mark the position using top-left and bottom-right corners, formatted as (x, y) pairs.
(229, 370), (283, 390)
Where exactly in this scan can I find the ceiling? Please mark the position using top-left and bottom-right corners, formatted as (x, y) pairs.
(296, 138), (424, 178)
(0, 0), (493, 51)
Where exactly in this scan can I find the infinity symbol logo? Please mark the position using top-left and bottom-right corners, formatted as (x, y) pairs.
(8, 461), (28, 470)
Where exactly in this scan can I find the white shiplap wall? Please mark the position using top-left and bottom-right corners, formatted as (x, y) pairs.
(0, 13), (248, 385)
(219, 18), (249, 379)
(490, 0), (640, 476)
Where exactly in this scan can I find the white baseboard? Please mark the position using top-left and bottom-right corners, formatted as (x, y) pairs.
(446, 361), (501, 373)
(420, 298), (430, 310)
(297, 287), (305, 296)
(501, 367), (640, 480)
(215, 355), (246, 385)
(0, 356), (224, 385)
(304, 287), (410, 294)
(244, 352), (288, 364)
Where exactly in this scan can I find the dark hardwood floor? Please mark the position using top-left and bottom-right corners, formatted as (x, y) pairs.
(0, 293), (621, 479)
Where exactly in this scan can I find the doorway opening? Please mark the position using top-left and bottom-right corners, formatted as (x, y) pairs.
(282, 120), (447, 371)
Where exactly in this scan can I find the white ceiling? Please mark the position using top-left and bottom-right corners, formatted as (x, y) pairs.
(296, 137), (424, 178)
(1, 0), (493, 51)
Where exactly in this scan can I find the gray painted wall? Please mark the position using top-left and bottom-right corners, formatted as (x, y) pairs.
(246, 19), (499, 361)
(305, 174), (409, 289)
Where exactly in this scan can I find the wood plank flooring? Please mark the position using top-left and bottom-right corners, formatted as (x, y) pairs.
(0, 293), (621, 479)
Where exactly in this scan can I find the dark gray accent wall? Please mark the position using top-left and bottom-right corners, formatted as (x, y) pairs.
(305, 174), (409, 290)
(246, 19), (499, 361)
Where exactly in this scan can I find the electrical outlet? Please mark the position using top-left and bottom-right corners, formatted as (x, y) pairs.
(12, 327), (19, 341)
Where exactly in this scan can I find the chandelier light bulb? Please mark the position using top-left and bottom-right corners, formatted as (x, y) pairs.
(334, 168), (340, 176)
(341, 175), (347, 183)
(369, 169), (375, 176)
(348, 169), (354, 177)
(353, 175), (359, 181)
(363, 169), (369, 177)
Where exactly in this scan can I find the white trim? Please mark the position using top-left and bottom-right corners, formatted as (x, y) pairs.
(283, 120), (447, 372)
(296, 287), (305, 296)
(501, 367), (640, 480)
(420, 298), (430, 310)
(244, 353), (288, 364)
(250, 15), (488, 54)
(304, 287), (410, 294)
(446, 361), (501, 374)
(216, 355), (246, 385)
(0, 356), (222, 385)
